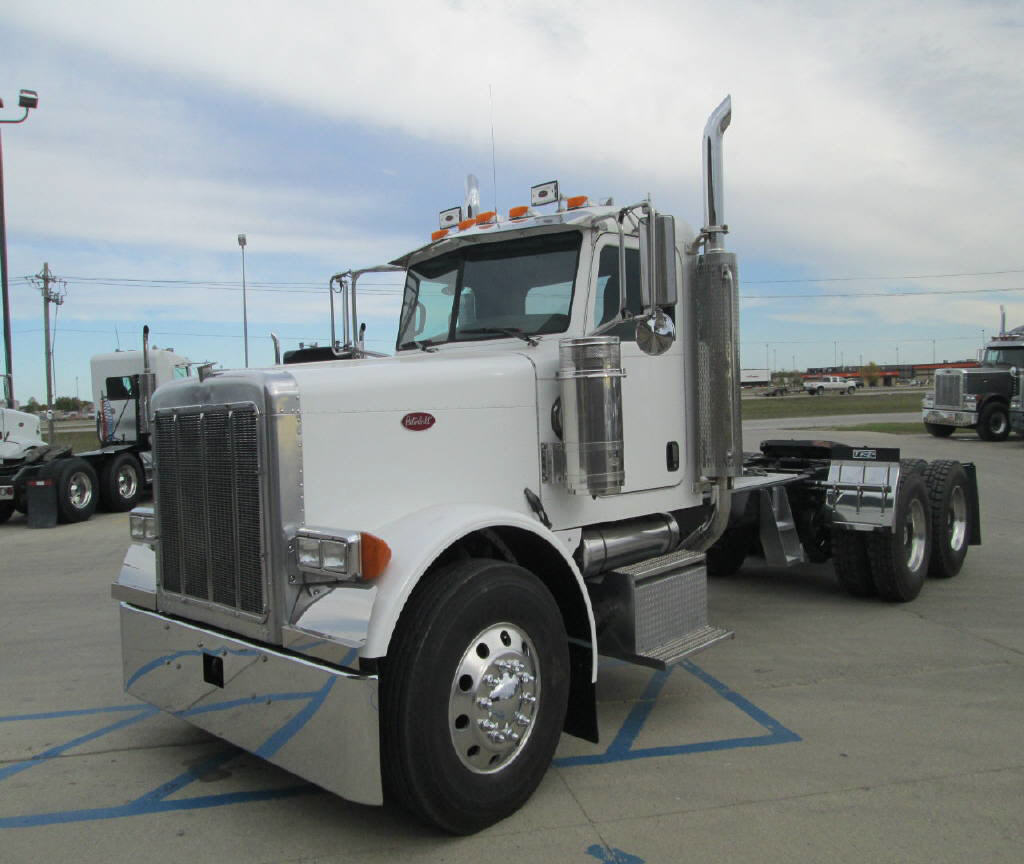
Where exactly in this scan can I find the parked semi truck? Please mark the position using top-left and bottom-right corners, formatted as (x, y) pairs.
(922, 325), (1024, 440)
(112, 98), (981, 833)
(0, 328), (193, 524)
(1010, 369), (1024, 436)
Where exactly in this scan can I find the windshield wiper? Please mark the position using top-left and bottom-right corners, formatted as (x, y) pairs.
(399, 339), (439, 352)
(459, 327), (539, 347)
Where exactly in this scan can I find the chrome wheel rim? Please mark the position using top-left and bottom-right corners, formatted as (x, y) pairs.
(68, 471), (94, 509)
(448, 623), (540, 774)
(117, 465), (138, 499)
(948, 486), (967, 552)
(903, 498), (927, 571)
(990, 412), (1007, 435)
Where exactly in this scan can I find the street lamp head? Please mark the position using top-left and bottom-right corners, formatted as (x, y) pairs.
(237, 233), (247, 248)
(18, 90), (39, 110)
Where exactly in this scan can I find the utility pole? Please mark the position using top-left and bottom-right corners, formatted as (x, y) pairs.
(33, 262), (64, 442)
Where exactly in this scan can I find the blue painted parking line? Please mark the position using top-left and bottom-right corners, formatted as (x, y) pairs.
(0, 660), (798, 828)
(553, 659), (800, 767)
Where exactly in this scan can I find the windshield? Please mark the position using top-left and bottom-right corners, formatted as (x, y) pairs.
(397, 232), (581, 350)
(982, 346), (1024, 367)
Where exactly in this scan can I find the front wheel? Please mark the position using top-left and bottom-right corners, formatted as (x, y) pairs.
(381, 558), (569, 834)
(0, 500), (13, 524)
(976, 402), (1009, 441)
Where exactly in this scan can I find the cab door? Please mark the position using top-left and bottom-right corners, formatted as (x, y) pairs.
(587, 237), (686, 493)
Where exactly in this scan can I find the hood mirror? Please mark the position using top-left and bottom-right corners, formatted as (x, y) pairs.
(637, 309), (676, 356)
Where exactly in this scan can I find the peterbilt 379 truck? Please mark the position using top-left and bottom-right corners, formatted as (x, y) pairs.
(0, 329), (193, 524)
(112, 98), (980, 834)
(922, 325), (1024, 441)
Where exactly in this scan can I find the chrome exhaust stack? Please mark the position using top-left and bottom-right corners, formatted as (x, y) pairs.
(137, 325), (156, 439)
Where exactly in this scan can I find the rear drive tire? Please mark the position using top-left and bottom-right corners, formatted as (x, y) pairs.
(866, 473), (931, 602)
(100, 452), (143, 512)
(380, 558), (569, 835)
(924, 423), (955, 438)
(976, 402), (1009, 441)
(832, 529), (874, 597)
(902, 458), (928, 476)
(922, 460), (971, 579)
(55, 458), (99, 523)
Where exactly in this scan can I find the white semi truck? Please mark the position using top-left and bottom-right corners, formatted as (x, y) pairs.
(112, 98), (981, 833)
(0, 329), (194, 524)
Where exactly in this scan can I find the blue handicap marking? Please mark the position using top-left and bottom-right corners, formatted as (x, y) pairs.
(586, 843), (646, 863)
(0, 660), (798, 828)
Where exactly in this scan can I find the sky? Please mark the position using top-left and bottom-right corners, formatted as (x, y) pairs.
(2, 0), (1022, 404)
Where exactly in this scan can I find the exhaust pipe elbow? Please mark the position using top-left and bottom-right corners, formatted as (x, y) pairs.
(702, 95), (732, 249)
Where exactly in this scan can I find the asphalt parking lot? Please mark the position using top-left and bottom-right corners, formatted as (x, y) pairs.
(2, 423), (1022, 863)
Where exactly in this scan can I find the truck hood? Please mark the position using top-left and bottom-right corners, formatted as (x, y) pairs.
(284, 350), (541, 533)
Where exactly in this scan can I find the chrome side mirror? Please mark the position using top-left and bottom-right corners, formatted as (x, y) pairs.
(636, 309), (675, 356)
(639, 212), (678, 309)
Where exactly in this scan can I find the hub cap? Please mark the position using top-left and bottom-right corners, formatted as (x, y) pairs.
(903, 498), (927, 571)
(947, 486), (967, 552)
(989, 412), (1007, 435)
(448, 623), (540, 774)
(117, 465), (138, 499)
(68, 471), (93, 509)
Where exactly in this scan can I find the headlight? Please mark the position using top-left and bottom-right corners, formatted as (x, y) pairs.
(922, 392), (934, 408)
(962, 394), (977, 409)
(129, 508), (157, 542)
(293, 529), (391, 584)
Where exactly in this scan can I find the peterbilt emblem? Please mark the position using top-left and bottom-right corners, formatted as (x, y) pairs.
(401, 412), (436, 431)
(852, 448), (877, 460)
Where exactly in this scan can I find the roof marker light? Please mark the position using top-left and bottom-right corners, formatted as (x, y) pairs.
(508, 205), (534, 219)
(439, 206), (462, 229)
(531, 180), (559, 207)
(566, 195), (590, 210)
(457, 218), (476, 231)
(475, 210), (497, 225)
(431, 228), (449, 242)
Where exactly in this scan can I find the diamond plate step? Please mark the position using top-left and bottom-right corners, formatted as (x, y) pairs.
(612, 547), (706, 580)
(602, 625), (734, 670)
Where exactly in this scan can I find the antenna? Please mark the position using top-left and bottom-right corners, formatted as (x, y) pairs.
(489, 84), (498, 214)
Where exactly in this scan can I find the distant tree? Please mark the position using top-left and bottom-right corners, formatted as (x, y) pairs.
(862, 361), (881, 387)
(23, 397), (41, 414)
(54, 396), (84, 412)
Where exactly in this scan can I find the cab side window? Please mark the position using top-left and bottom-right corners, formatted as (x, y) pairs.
(593, 245), (642, 340)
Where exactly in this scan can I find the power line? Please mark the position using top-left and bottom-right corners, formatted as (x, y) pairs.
(745, 267), (1024, 285)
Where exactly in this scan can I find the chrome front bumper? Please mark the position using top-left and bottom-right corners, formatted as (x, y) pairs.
(119, 603), (382, 805)
(922, 408), (976, 427)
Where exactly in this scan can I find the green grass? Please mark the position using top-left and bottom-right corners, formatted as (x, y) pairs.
(41, 428), (102, 453)
(740, 390), (923, 420)
(791, 421), (929, 435)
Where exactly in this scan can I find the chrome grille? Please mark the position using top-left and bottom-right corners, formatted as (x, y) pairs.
(154, 404), (265, 616)
(935, 372), (963, 408)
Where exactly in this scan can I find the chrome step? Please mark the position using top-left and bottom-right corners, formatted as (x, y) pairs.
(605, 624), (734, 670)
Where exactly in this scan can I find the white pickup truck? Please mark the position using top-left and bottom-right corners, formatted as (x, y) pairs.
(804, 376), (857, 395)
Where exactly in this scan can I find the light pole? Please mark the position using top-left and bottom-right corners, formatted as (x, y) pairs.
(238, 233), (248, 368)
(0, 88), (39, 408)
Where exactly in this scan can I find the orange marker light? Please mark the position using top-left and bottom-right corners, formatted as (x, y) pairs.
(360, 533), (392, 580)
(508, 205), (530, 219)
(475, 210), (496, 225)
(458, 218), (477, 231)
(566, 195), (589, 210)
(431, 228), (449, 242)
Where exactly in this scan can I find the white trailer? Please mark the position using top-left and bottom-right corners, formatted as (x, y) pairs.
(740, 367), (770, 385)
(111, 99), (981, 833)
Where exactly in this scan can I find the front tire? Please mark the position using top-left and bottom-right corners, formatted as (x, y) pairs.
(0, 500), (13, 524)
(54, 458), (98, 523)
(976, 402), (1009, 441)
(381, 558), (569, 834)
